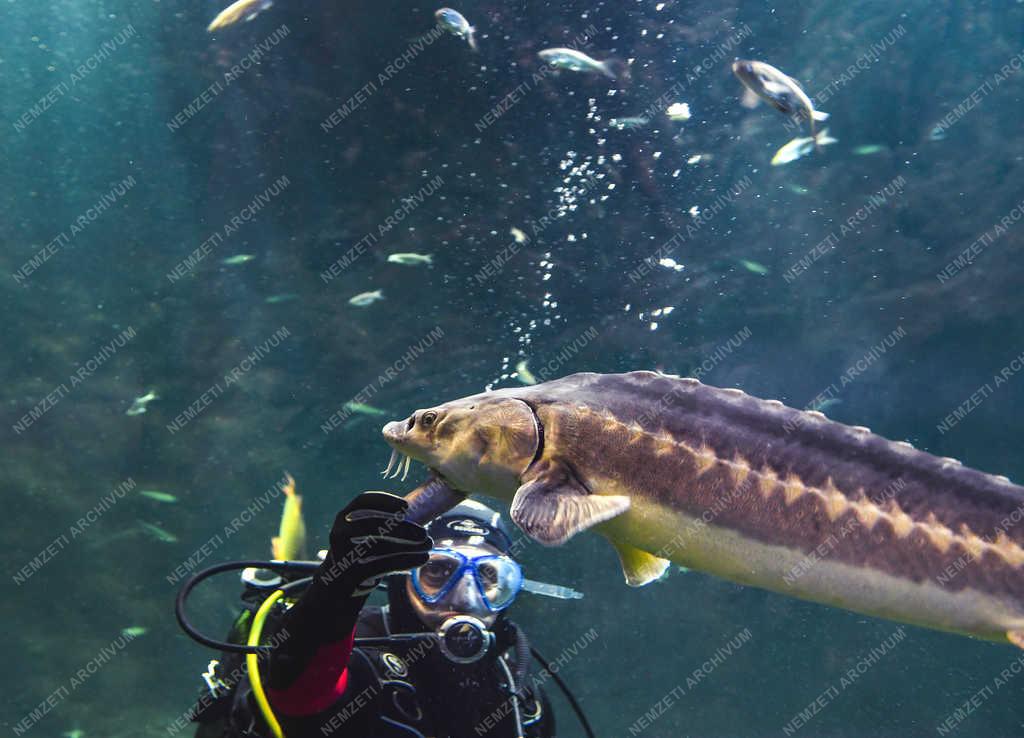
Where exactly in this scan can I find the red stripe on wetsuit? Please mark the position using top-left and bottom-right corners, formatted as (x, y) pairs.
(266, 626), (356, 716)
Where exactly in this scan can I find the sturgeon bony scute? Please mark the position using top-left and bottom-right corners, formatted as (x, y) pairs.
(383, 371), (1024, 646)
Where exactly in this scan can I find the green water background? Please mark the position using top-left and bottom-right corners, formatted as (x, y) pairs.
(3, 0), (1024, 735)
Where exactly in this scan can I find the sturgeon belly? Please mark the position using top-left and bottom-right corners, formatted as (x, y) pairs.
(528, 372), (1024, 643)
(598, 494), (1024, 642)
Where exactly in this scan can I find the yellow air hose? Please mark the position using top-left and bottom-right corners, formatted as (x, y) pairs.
(246, 589), (285, 738)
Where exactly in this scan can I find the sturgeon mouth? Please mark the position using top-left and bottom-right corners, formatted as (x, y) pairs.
(381, 448), (413, 481)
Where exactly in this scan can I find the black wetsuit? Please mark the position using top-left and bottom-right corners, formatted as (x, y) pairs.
(191, 493), (555, 737)
(191, 593), (555, 738)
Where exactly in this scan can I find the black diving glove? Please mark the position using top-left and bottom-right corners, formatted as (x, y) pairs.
(318, 491), (433, 602)
(267, 492), (431, 688)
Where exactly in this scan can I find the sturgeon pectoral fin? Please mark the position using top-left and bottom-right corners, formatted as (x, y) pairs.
(510, 460), (630, 546)
(611, 541), (671, 587)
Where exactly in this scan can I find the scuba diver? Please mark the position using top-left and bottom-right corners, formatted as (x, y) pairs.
(181, 490), (591, 738)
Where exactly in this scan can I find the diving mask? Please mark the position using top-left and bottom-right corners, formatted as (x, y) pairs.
(412, 547), (523, 611)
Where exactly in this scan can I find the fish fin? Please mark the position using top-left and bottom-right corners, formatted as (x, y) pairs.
(510, 460), (630, 545)
(739, 87), (761, 109)
(271, 536), (283, 560)
(245, 0), (272, 23)
(812, 110), (830, 121)
(467, 29), (478, 52)
(1008, 630), (1024, 649)
(600, 58), (629, 82)
(282, 472), (297, 497)
(815, 128), (838, 147)
(610, 541), (670, 586)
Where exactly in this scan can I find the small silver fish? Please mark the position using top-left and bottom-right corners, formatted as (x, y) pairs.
(222, 254), (255, 265)
(387, 252), (433, 266)
(137, 520), (178, 543)
(510, 227), (528, 244)
(739, 259), (769, 275)
(208, 0), (273, 32)
(609, 116), (650, 130)
(435, 8), (477, 51)
(852, 144), (887, 156)
(343, 401), (389, 417)
(264, 293), (299, 304)
(771, 128), (837, 166)
(349, 289), (384, 307)
(538, 48), (618, 80)
(139, 489), (178, 503)
(732, 60), (829, 137)
(125, 390), (158, 416)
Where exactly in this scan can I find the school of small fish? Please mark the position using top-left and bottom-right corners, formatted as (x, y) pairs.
(199, 3), (917, 326)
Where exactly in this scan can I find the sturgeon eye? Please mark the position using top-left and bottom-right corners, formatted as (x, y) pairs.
(421, 411), (438, 428)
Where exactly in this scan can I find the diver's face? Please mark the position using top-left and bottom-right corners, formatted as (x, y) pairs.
(405, 543), (504, 631)
(382, 396), (539, 498)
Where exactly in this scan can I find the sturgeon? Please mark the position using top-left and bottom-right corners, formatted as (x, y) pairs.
(382, 371), (1024, 646)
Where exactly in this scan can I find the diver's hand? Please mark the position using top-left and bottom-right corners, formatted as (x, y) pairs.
(266, 493), (430, 686)
(317, 491), (432, 598)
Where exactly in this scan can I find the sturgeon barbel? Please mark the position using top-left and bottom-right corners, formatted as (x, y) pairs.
(383, 371), (1024, 646)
